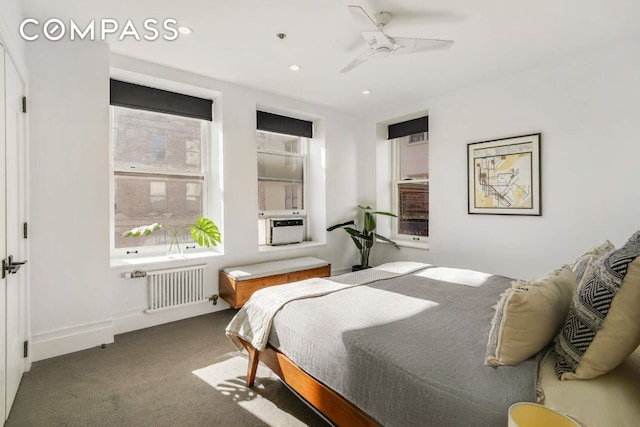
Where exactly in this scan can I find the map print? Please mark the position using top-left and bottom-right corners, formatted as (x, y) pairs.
(473, 142), (533, 209)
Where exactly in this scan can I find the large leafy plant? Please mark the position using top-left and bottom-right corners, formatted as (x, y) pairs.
(122, 217), (221, 254)
(327, 205), (399, 269)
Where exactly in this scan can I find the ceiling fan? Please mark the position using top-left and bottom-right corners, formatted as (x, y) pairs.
(341, 5), (454, 73)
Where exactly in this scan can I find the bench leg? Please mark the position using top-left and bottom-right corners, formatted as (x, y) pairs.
(245, 346), (259, 387)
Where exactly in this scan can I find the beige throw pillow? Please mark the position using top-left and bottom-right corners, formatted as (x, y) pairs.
(486, 266), (576, 367)
(555, 230), (640, 380)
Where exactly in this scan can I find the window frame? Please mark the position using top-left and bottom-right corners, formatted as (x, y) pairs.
(109, 105), (212, 258)
(391, 132), (429, 243)
(257, 129), (310, 247)
(256, 130), (309, 218)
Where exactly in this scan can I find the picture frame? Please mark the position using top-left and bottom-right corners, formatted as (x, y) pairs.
(467, 133), (541, 215)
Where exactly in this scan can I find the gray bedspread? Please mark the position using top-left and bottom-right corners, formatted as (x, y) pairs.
(268, 267), (538, 427)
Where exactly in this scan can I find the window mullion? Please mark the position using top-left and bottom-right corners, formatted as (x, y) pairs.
(114, 169), (205, 179)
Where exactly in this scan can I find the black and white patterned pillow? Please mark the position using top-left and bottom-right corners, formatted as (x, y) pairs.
(555, 230), (640, 380)
(570, 240), (614, 287)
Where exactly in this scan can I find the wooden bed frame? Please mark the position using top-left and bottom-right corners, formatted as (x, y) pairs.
(237, 337), (377, 426)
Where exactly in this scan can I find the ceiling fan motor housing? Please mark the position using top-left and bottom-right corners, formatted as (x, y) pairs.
(373, 11), (392, 27)
(373, 45), (392, 57)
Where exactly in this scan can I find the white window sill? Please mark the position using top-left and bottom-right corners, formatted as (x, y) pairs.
(110, 250), (223, 269)
(258, 240), (325, 253)
(393, 240), (430, 250)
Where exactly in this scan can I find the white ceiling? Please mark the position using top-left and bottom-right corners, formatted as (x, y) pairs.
(22, 0), (640, 116)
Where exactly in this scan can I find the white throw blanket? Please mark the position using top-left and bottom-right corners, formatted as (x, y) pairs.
(225, 262), (430, 352)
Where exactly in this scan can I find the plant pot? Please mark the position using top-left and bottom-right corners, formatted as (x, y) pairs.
(351, 265), (372, 272)
(167, 237), (183, 256)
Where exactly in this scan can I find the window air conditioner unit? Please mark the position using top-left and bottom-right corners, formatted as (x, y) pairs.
(267, 218), (304, 245)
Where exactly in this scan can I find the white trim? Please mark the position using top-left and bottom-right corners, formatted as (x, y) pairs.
(331, 266), (352, 275)
(258, 240), (325, 253)
(30, 320), (114, 362)
(111, 303), (223, 335)
(0, 14), (28, 82)
(110, 250), (222, 268)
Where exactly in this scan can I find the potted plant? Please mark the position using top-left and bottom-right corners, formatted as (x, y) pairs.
(122, 217), (221, 255)
(327, 205), (399, 270)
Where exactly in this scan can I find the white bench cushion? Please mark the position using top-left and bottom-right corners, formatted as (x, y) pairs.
(223, 257), (329, 281)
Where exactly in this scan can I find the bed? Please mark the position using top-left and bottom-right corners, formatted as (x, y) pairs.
(226, 260), (640, 426)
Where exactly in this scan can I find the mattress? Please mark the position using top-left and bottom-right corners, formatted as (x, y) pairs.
(268, 267), (538, 427)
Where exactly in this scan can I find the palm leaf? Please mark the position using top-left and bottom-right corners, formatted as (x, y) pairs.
(350, 236), (363, 250)
(190, 217), (222, 248)
(363, 212), (376, 234)
(121, 223), (162, 237)
(371, 211), (397, 218)
(374, 233), (400, 249)
(327, 220), (355, 231)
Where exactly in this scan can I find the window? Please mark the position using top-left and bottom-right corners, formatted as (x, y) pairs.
(256, 111), (313, 245)
(390, 116), (429, 240)
(257, 131), (306, 212)
(110, 80), (213, 255)
(149, 181), (167, 212)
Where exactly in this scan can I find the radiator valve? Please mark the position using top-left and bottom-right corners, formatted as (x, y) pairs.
(123, 269), (147, 279)
(209, 294), (219, 305)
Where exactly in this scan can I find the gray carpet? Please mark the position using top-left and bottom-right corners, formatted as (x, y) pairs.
(6, 310), (330, 427)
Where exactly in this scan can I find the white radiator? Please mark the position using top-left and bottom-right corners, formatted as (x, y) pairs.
(146, 264), (208, 313)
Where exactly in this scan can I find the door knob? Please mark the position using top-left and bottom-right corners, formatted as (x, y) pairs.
(2, 255), (28, 278)
(8, 255), (27, 266)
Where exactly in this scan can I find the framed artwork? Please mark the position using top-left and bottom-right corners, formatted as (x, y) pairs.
(467, 133), (541, 215)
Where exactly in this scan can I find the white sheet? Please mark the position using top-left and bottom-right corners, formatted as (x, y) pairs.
(415, 266), (493, 287)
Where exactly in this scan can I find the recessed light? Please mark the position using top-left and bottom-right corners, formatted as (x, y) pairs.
(178, 26), (193, 35)
(362, 89), (371, 95)
(289, 65), (301, 71)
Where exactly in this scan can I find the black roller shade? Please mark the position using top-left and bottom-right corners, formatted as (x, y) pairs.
(257, 111), (313, 138)
(110, 79), (212, 121)
(388, 116), (428, 139)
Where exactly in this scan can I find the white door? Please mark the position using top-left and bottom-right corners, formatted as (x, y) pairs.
(2, 44), (28, 422)
(0, 45), (7, 424)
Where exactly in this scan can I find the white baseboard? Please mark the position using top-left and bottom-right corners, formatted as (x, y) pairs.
(331, 266), (352, 275)
(111, 299), (230, 335)
(30, 300), (232, 362)
(31, 320), (115, 362)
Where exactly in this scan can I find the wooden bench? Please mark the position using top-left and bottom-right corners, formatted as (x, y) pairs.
(219, 257), (331, 308)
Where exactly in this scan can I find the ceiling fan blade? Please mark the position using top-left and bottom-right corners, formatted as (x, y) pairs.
(340, 48), (374, 73)
(392, 37), (454, 54)
(348, 5), (381, 32)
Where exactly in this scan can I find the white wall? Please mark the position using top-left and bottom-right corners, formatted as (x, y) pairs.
(26, 44), (364, 360)
(368, 37), (640, 280)
(27, 40), (113, 360)
(0, 0), (27, 76)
